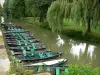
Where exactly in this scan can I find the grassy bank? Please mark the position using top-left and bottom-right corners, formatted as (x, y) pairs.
(62, 26), (100, 44)
(24, 17), (51, 30)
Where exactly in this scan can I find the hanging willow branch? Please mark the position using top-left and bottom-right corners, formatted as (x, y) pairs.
(47, 0), (100, 33)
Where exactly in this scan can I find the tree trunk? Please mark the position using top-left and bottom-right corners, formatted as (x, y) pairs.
(87, 18), (91, 32)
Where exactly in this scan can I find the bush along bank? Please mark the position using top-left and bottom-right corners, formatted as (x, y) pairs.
(39, 20), (51, 30)
(24, 17), (51, 30)
(61, 64), (100, 75)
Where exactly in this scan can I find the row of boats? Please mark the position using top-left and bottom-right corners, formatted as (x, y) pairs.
(1, 23), (68, 75)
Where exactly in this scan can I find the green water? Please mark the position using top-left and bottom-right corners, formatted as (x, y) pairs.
(9, 21), (100, 69)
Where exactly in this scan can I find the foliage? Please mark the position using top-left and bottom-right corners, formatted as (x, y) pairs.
(62, 26), (100, 44)
(47, 1), (64, 32)
(3, 0), (55, 22)
(11, 0), (25, 19)
(24, 17), (40, 26)
(24, 17), (51, 29)
(61, 64), (100, 75)
(63, 19), (74, 26)
(9, 60), (24, 75)
(25, 0), (55, 22)
(3, 0), (8, 19)
(40, 19), (51, 30)
(47, 0), (100, 33)
(7, 50), (14, 61)
(0, 4), (2, 16)
(3, 0), (25, 19)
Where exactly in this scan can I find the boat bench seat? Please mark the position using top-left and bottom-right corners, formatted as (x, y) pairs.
(38, 52), (46, 58)
(45, 52), (53, 57)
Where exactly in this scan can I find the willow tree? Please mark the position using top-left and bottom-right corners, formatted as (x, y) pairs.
(47, 0), (100, 33)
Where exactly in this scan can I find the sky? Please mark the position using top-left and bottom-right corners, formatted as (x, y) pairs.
(0, 0), (5, 7)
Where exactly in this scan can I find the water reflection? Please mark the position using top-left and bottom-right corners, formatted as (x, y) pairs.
(87, 45), (96, 60)
(56, 35), (65, 47)
(1, 17), (4, 23)
(69, 39), (75, 44)
(70, 39), (96, 60)
(70, 43), (86, 59)
(70, 40), (96, 60)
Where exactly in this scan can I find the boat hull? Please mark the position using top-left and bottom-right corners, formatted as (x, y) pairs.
(14, 51), (63, 61)
(24, 58), (67, 66)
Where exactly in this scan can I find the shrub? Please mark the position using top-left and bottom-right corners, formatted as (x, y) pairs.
(61, 64), (100, 75)
(40, 20), (51, 30)
(24, 17), (40, 26)
(9, 61), (24, 75)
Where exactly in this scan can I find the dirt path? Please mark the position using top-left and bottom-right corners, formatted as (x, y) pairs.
(0, 32), (10, 75)
(33, 72), (51, 75)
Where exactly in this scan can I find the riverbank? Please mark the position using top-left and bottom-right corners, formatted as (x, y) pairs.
(23, 17), (100, 44)
(62, 26), (100, 44)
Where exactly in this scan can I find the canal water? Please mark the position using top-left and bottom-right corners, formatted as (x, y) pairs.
(15, 21), (100, 69)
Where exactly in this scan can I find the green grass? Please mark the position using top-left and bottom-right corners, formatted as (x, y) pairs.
(62, 19), (100, 44)
(63, 19), (75, 26)
(62, 25), (100, 44)
(24, 17), (40, 26)
(0, 36), (3, 43)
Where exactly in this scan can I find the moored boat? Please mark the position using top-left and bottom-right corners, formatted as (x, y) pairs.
(4, 30), (29, 33)
(14, 51), (63, 61)
(24, 58), (67, 66)
(8, 43), (46, 52)
(6, 39), (41, 47)
(5, 36), (34, 40)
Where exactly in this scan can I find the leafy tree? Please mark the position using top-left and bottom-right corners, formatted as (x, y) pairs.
(24, 0), (39, 17)
(11, 0), (25, 19)
(0, 4), (2, 16)
(9, 60), (24, 75)
(47, 0), (100, 33)
(3, 0), (10, 19)
(4, 0), (55, 22)
(0, 4), (2, 23)
(25, 0), (55, 22)
(4, 0), (25, 19)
